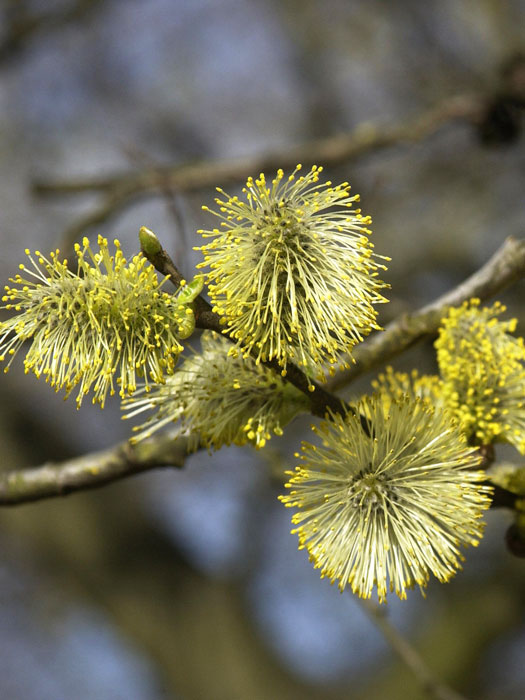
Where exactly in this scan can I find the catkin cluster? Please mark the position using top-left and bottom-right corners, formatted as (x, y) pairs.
(4, 166), (518, 603)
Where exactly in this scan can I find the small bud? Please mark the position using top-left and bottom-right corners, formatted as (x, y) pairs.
(139, 226), (162, 257)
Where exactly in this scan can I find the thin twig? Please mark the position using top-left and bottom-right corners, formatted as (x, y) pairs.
(139, 230), (349, 420)
(122, 143), (190, 262)
(359, 598), (469, 700)
(58, 185), (142, 253)
(0, 430), (192, 506)
(328, 236), (525, 391)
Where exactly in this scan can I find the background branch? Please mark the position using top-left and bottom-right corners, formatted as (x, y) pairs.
(33, 94), (483, 251)
(33, 95), (482, 196)
(359, 598), (468, 700)
(328, 236), (525, 391)
(58, 184), (146, 251)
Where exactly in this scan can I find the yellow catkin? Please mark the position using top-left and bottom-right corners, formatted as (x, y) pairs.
(280, 394), (492, 603)
(0, 238), (201, 407)
(436, 299), (525, 453)
(196, 165), (389, 387)
(122, 331), (310, 450)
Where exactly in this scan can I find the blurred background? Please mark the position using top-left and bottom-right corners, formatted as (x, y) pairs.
(0, 1), (525, 698)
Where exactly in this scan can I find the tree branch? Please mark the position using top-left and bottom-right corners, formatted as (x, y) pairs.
(0, 435), (517, 509)
(2, 239), (524, 507)
(139, 229), (349, 420)
(0, 431), (192, 506)
(328, 236), (525, 391)
(58, 184), (145, 252)
(359, 598), (468, 700)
